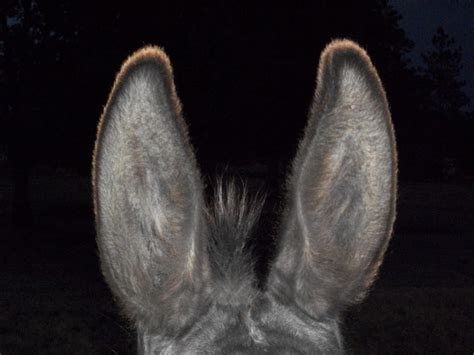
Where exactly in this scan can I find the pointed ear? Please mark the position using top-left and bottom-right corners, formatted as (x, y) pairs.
(92, 47), (208, 331)
(268, 40), (397, 318)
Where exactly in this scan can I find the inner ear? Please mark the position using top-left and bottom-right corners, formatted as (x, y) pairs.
(93, 46), (209, 331)
(267, 39), (397, 318)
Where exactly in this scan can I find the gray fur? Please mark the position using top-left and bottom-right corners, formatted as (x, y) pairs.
(93, 39), (397, 354)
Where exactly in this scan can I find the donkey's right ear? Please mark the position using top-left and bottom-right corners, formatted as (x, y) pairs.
(92, 47), (209, 331)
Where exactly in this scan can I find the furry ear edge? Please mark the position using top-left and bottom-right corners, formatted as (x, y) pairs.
(268, 39), (397, 318)
(93, 46), (210, 331)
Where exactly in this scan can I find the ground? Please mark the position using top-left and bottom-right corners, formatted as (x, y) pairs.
(0, 168), (473, 354)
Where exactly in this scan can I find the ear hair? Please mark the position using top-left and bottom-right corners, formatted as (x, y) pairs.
(93, 46), (209, 331)
(268, 39), (397, 318)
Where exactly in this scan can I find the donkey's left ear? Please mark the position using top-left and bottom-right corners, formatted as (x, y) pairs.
(269, 40), (397, 318)
(93, 47), (209, 331)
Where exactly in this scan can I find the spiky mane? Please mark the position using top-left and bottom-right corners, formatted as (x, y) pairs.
(207, 179), (265, 305)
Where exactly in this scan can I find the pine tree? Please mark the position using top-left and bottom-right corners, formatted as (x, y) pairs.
(420, 27), (472, 180)
(422, 26), (470, 119)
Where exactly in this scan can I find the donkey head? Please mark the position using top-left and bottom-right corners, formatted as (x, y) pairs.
(93, 40), (397, 354)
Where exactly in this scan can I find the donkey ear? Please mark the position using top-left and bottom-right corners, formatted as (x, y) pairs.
(93, 47), (208, 331)
(268, 40), (397, 318)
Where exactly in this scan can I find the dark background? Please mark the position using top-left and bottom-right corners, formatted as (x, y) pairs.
(1, 0), (473, 353)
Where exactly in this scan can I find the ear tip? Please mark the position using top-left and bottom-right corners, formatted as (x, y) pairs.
(319, 39), (379, 80)
(117, 45), (174, 83)
(321, 39), (371, 65)
(323, 39), (367, 53)
(126, 45), (171, 67)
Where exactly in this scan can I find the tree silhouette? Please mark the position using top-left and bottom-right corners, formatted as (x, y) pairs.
(419, 26), (472, 180)
(422, 26), (470, 119)
(4, 1), (468, 187)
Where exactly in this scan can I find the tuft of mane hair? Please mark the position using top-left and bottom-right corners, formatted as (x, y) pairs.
(207, 179), (265, 306)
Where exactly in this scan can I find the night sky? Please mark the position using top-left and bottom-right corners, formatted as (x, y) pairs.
(391, 0), (473, 109)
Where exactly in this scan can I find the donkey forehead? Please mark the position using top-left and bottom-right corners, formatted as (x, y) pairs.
(139, 296), (342, 354)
